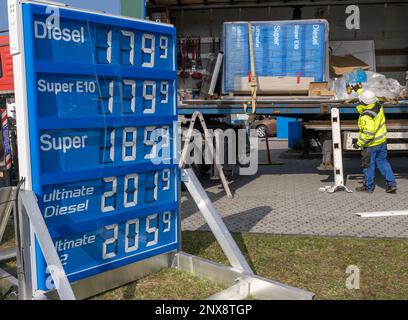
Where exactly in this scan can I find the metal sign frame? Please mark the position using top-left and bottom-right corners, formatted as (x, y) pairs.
(321, 107), (352, 193)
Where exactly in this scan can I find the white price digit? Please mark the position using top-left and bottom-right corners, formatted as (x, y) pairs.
(163, 211), (171, 232)
(121, 30), (135, 65)
(153, 172), (159, 201)
(160, 81), (169, 104)
(125, 219), (139, 253)
(124, 174), (138, 208)
(162, 169), (170, 190)
(142, 33), (155, 67)
(123, 80), (136, 113)
(146, 214), (159, 247)
(159, 36), (168, 59)
(122, 127), (137, 161)
(144, 127), (155, 160)
(101, 129), (115, 163)
(102, 224), (118, 259)
(144, 126), (169, 160)
(107, 30), (112, 63)
(101, 176), (117, 212)
(108, 80), (114, 113)
(145, 172), (159, 203)
(143, 81), (156, 114)
(108, 129), (115, 162)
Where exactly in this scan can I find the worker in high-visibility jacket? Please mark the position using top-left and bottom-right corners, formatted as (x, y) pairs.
(353, 89), (397, 193)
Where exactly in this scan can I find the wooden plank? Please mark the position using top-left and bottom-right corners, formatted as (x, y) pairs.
(308, 82), (327, 96)
(233, 76), (314, 94)
(308, 82), (333, 97)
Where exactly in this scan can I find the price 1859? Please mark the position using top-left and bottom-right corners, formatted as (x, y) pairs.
(100, 126), (170, 164)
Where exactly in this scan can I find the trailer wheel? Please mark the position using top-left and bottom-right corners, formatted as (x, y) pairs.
(191, 163), (211, 179)
(256, 125), (267, 138)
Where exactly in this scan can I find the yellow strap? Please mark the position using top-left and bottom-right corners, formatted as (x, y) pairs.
(247, 22), (257, 114)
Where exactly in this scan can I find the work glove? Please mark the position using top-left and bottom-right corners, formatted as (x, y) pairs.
(353, 142), (361, 150)
(346, 83), (363, 94)
(353, 83), (362, 92)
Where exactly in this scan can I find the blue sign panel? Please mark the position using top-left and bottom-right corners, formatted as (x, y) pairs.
(223, 20), (328, 93)
(21, 3), (178, 289)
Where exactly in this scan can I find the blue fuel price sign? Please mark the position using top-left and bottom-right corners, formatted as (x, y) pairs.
(19, 2), (178, 290)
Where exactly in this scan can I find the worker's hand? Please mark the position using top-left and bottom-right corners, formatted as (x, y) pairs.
(353, 83), (362, 92)
(346, 83), (353, 94)
(353, 142), (361, 150)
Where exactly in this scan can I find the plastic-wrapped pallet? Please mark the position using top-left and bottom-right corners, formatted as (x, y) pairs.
(223, 20), (329, 94)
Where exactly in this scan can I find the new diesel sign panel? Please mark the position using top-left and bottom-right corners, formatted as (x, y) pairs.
(17, 2), (178, 291)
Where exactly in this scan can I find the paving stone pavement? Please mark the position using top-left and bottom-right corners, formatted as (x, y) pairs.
(181, 140), (408, 238)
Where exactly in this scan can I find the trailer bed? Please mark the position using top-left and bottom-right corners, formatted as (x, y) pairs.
(179, 98), (408, 117)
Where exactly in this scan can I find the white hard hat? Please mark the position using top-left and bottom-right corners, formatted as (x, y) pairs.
(359, 90), (377, 105)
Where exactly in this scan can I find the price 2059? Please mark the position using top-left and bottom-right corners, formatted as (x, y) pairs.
(102, 210), (176, 260)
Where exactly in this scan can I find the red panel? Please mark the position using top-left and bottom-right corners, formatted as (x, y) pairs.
(0, 35), (14, 94)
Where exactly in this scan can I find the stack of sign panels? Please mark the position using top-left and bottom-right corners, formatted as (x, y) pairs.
(223, 20), (329, 95)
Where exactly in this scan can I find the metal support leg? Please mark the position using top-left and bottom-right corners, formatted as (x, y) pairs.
(180, 111), (233, 199)
(18, 191), (76, 300)
(0, 187), (14, 244)
(182, 168), (253, 274)
(0, 267), (18, 299)
(0, 247), (16, 262)
(322, 108), (352, 193)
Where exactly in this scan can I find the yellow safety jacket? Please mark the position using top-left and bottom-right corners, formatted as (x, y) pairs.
(356, 101), (387, 148)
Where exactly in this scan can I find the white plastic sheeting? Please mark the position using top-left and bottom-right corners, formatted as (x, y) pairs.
(333, 71), (405, 100)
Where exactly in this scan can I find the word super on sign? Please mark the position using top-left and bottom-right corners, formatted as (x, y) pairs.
(21, 3), (178, 289)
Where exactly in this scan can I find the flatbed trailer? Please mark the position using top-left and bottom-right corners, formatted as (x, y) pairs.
(179, 98), (408, 118)
(179, 98), (408, 174)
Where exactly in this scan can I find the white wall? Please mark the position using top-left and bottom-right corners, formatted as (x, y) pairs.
(172, 3), (408, 84)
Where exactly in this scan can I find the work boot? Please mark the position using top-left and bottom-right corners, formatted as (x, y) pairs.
(386, 185), (397, 194)
(355, 186), (373, 193)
